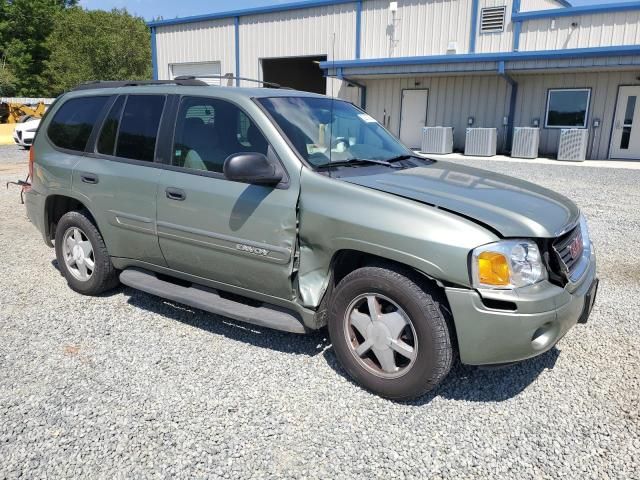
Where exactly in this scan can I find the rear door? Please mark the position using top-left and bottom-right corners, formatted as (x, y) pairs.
(71, 94), (167, 266)
(155, 95), (298, 299)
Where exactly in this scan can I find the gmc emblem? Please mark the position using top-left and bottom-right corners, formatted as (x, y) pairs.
(568, 234), (583, 260)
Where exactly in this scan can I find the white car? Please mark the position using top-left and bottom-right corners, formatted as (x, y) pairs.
(13, 118), (41, 149)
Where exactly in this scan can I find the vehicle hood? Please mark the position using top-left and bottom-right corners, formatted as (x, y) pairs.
(15, 119), (41, 131)
(341, 161), (580, 238)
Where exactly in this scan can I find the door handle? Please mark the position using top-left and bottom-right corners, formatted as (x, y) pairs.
(80, 173), (99, 184)
(165, 187), (186, 201)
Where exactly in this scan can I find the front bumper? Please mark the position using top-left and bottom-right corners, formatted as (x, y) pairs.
(13, 130), (35, 147)
(445, 251), (597, 365)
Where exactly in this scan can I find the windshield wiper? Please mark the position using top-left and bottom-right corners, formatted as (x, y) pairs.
(315, 158), (402, 170)
(384, 154), (430, 163)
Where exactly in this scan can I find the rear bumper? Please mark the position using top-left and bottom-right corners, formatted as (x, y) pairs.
(446, 251), (597, 365)
(24, 188), (48, 244)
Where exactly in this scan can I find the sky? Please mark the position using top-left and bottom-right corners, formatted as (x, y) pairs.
(79, 0), (637, 22)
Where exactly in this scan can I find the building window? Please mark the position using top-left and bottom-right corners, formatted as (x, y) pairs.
(480, 6), (506, 33)
(545, 89), (591, 129)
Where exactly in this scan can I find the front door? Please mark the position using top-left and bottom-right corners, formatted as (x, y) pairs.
(155, 96), (299, 300)
(399, 89), (429, 149)
(610, 86), (640, 160)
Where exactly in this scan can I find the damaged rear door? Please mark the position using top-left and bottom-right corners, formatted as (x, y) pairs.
(155, 95), (298, 299)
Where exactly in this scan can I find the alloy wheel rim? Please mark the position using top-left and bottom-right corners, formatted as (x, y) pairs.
(344, 293), (418, 379)
(62, 227), (95, 282)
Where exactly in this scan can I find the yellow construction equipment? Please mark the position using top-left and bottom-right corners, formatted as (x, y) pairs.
(0, 101), (46, 123)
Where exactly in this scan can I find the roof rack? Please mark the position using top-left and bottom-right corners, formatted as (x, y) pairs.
(174, 75), (288, 89)
(71, 79), (208, 91)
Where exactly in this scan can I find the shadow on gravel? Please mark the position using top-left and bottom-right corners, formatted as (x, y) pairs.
(125, 287), (328, 357)
(323, 346), (560, 404)
(121, 284), (559, 402)
(51, 260), (124, 298)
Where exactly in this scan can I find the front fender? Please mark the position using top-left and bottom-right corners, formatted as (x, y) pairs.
(297, 169), (498, 308)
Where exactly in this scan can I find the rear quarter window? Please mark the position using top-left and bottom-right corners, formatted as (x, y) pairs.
(47, 96), (110, 151)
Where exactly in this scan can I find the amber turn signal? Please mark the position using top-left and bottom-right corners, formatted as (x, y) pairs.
(477, 251), (510, 286)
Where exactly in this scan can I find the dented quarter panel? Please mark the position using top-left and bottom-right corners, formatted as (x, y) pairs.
(296, 168), (499, 308)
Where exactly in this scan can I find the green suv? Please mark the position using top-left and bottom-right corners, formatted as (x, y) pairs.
(25, 80), (598, 400)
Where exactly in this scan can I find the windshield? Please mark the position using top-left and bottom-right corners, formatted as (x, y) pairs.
(257, 96), (412, 169)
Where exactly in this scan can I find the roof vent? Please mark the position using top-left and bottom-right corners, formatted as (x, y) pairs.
(480, 6), (506, 33)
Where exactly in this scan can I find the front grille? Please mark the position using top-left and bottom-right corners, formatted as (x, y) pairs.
(552, 225), (583, 279)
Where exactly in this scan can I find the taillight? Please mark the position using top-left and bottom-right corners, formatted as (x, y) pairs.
(27, 147), (35, 189)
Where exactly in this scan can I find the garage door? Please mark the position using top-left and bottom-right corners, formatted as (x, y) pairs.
(169, 62), (222, 85)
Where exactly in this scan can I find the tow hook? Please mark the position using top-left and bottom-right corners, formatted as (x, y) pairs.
(6, 175), (31, 204)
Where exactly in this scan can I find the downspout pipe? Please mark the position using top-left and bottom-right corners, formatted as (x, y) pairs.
(334, 67), (367, 110)
(150, 26), (158, 80)
(512, 0), (522, 51)
(498, 61), (518, 153)
(234, 17), (240, 86)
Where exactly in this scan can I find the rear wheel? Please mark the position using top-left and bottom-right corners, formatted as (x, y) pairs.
(55, 210), (119, 295)
(328, 265), (453, 400)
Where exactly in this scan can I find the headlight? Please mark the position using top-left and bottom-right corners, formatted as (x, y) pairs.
(471, 240), (547, 289)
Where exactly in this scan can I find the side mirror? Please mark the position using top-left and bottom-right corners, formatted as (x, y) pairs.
(223, 152), (282, 186)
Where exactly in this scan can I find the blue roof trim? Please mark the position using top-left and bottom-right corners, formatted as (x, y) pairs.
(319, 45), (640, 69)
(147, 0), (355, 27)
(513, 1), (640, 21)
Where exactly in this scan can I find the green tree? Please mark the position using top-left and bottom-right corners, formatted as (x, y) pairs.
(0, 55), (16, 95)
(0, 0), (77, 96)
(43, 8), (151, 95)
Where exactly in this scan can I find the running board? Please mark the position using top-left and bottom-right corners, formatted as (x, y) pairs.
(119, 268), (307, 334)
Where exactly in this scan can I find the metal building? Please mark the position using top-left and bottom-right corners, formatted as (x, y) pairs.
(149, 0), (640, 160)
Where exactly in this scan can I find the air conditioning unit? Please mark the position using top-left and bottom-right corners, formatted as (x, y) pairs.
(464, 128), (497, 157)
(511, 127), (540, 159)
(421, 127), (453, 154)
(557, 129), (588, 161)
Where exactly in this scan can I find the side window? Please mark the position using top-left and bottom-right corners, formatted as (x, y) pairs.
(172, 96), (269, 173)
(115, 95), (165, 162)
(97, 96), (125, 155)
(47, 96), (110, 151)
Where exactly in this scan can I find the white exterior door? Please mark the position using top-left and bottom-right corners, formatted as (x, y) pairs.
(169, 61), (222, 85)
(399, 89), (429, 148)
(610, 86), (640, 160)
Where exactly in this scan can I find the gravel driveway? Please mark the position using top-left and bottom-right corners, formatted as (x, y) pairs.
(0, 144), (638, 478)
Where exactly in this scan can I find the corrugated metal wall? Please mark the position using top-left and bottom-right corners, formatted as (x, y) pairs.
(239, 3), (357, 86)
(363, 74), (511, 151)
(520, 0), (563, 12)
(520, 11), (640, 51)
(360, 0), (474, 58)
(155, 19), (236, 80)
(513, 71), (640, 159)
(475, 0), (514, 53)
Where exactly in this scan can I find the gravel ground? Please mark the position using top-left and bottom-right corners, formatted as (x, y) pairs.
(0, 144), (638, 478)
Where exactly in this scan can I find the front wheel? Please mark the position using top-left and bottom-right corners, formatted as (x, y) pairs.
(328, 265), (453, 400)
(55, 210), (119, 295)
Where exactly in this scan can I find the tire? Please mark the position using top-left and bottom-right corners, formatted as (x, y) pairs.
(54, 210), (119, 295)
(328, 265), (453, 400)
